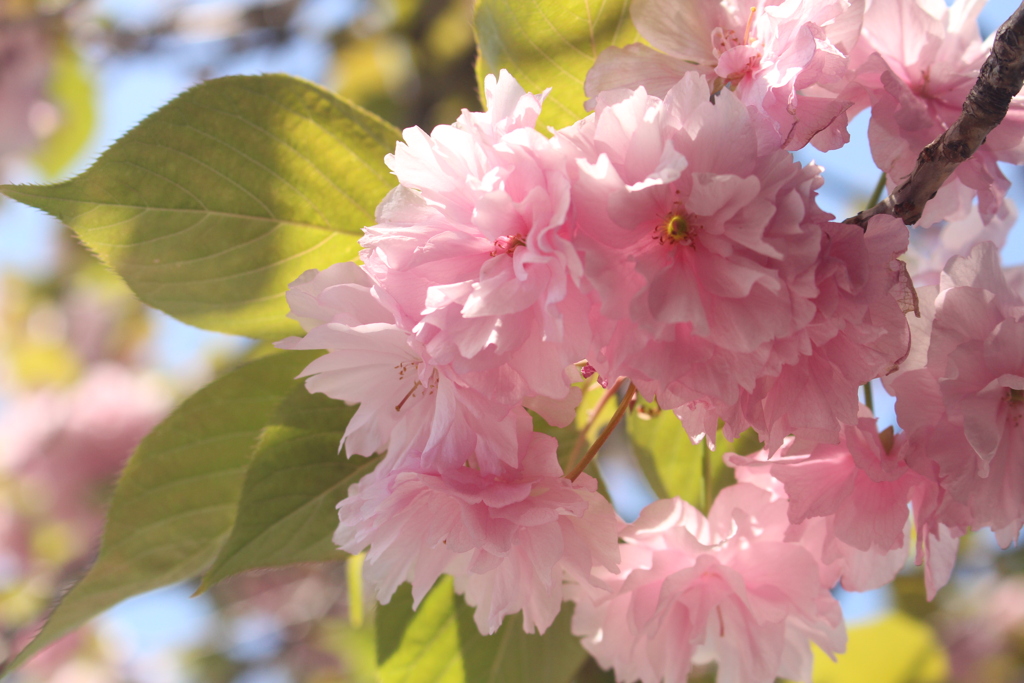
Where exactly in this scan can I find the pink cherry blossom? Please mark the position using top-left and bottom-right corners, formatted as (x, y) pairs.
(558, 75), (909, 449)
(570, 488), (844, 683)
(0, 364), (169, 528)
(276, 262), (530, 474)
(847, 0), (1024, 240)
(360, 70), (590, 405)
(888, 242), (1024, 544)
(732, 410), (962, 597)
(585, 0), (865, 151)
(0, 22), (54, 162)
(334, 426), (620, 635)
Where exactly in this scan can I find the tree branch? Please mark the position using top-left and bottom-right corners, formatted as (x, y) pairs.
(846, 1), (1024, 227)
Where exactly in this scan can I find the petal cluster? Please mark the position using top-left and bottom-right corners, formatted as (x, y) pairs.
(559, 75), (909, 448)
(570, 488), (845, 683)
(585, 0), (865, 152)
(334, 427), (620, 635)
(888, 242), (1024, 544)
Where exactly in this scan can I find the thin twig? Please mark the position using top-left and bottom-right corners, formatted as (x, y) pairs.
(846, 1), (1024, 227)
(564, 376), (625, 472)
(567, 382), (637, 482)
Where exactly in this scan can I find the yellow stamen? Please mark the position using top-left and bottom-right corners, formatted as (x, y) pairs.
(743, 7), (757, 44)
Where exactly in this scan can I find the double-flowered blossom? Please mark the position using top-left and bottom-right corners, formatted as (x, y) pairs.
(559, 74), (910, 448)
(276, 261), (527, 473)
(334, 423), (621, 636)
(585, 0), (865, 151)
(570, 486), (845, 683)
(848, 0), (1024, 251)
(887, 241), (1024, 545)
(361, 71), (590, 407)
(734, 409), (961, 597)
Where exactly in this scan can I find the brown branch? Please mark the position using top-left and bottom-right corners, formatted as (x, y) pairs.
(846, 1), (1024, 227)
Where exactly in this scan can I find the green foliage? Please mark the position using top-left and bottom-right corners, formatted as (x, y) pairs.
(34, 42), (96, 178)
(200, 386), (382, 589)
(378, 579), (465, 683)
(626, 401), (760, 512)
(3, 351), (317, 671)
(810, 613), (950, 683)
(377, 578), (590, 683)
(2, 75), (400, 340)
(474, 0), (639, 129)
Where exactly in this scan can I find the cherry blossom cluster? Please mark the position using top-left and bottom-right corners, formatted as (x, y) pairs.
(277, 0), (1024, 681)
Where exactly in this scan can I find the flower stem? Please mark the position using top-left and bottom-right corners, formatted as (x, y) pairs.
(565, 376), (624, 472)
(863, 379), (875, 413)
(567, 382), (637, 482)
(867, 172), (887, 208)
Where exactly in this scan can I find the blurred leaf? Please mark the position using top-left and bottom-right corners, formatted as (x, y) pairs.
(377, 581), (417, 666)
(377, 578), (589, 682)
(3, 351), (315, 671)
(200, 386), (382, 590)
(572, 657), (615, 682)
(425, 1), (475, 67)
(891, 571), (939, 620)
(574, 381), (618, 442)
(332, 35), (415, 111)
(378, 578), (464, 683)
(34, 42), (96, 178)
(349, 553), (367, 628)
(321, 618), (380, 683)
(474, 0), (638, 129)
(456, 599), (587, 683)
(626, 403), (758, 512)
(10, 342), (80, 387)
(626, 401), (704, 506)
(811, 613), (949, 683)
(3, 75), (400, 340)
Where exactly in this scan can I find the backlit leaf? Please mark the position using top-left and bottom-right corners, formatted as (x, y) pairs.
(200, 385), (382, 589)
(3, 75), (400, 340)
(474, 0), (638, 129)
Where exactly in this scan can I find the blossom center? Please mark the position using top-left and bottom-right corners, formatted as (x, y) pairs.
(1004, 387), (1024, 428)
(491, 234), (527, 257)
(393, 362), (439, 411)
(656, 213), (697, 247)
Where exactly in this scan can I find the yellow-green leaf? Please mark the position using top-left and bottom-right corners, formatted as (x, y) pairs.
(34, 42), (96, 177)
(377, 578), (589, 683)
(811, 613), (950, 683)
(199, 386), (382, 589)
(474, 0), (638, 129)
(3, 75), (400, 340)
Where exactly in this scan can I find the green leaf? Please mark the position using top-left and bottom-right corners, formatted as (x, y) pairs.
(626, 402), (760, 513)
(626, 401), (704, 506)
(377, 578), (589, 683)
(810, 613), (950, 683)
(378, 578), (465, 683)
(456, 598), (588, 683)
(474, 0), (639, 129)
(199, 386), (382, 589)
(572, 658), (616, 683)
(34, 42), (96, 178)
(2, 75), (401, 340)
(3, 351), (316, 671)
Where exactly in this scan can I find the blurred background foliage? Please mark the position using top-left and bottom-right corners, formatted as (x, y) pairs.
(0, 1), (478, 681)
(1, 0), (1024, 682)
